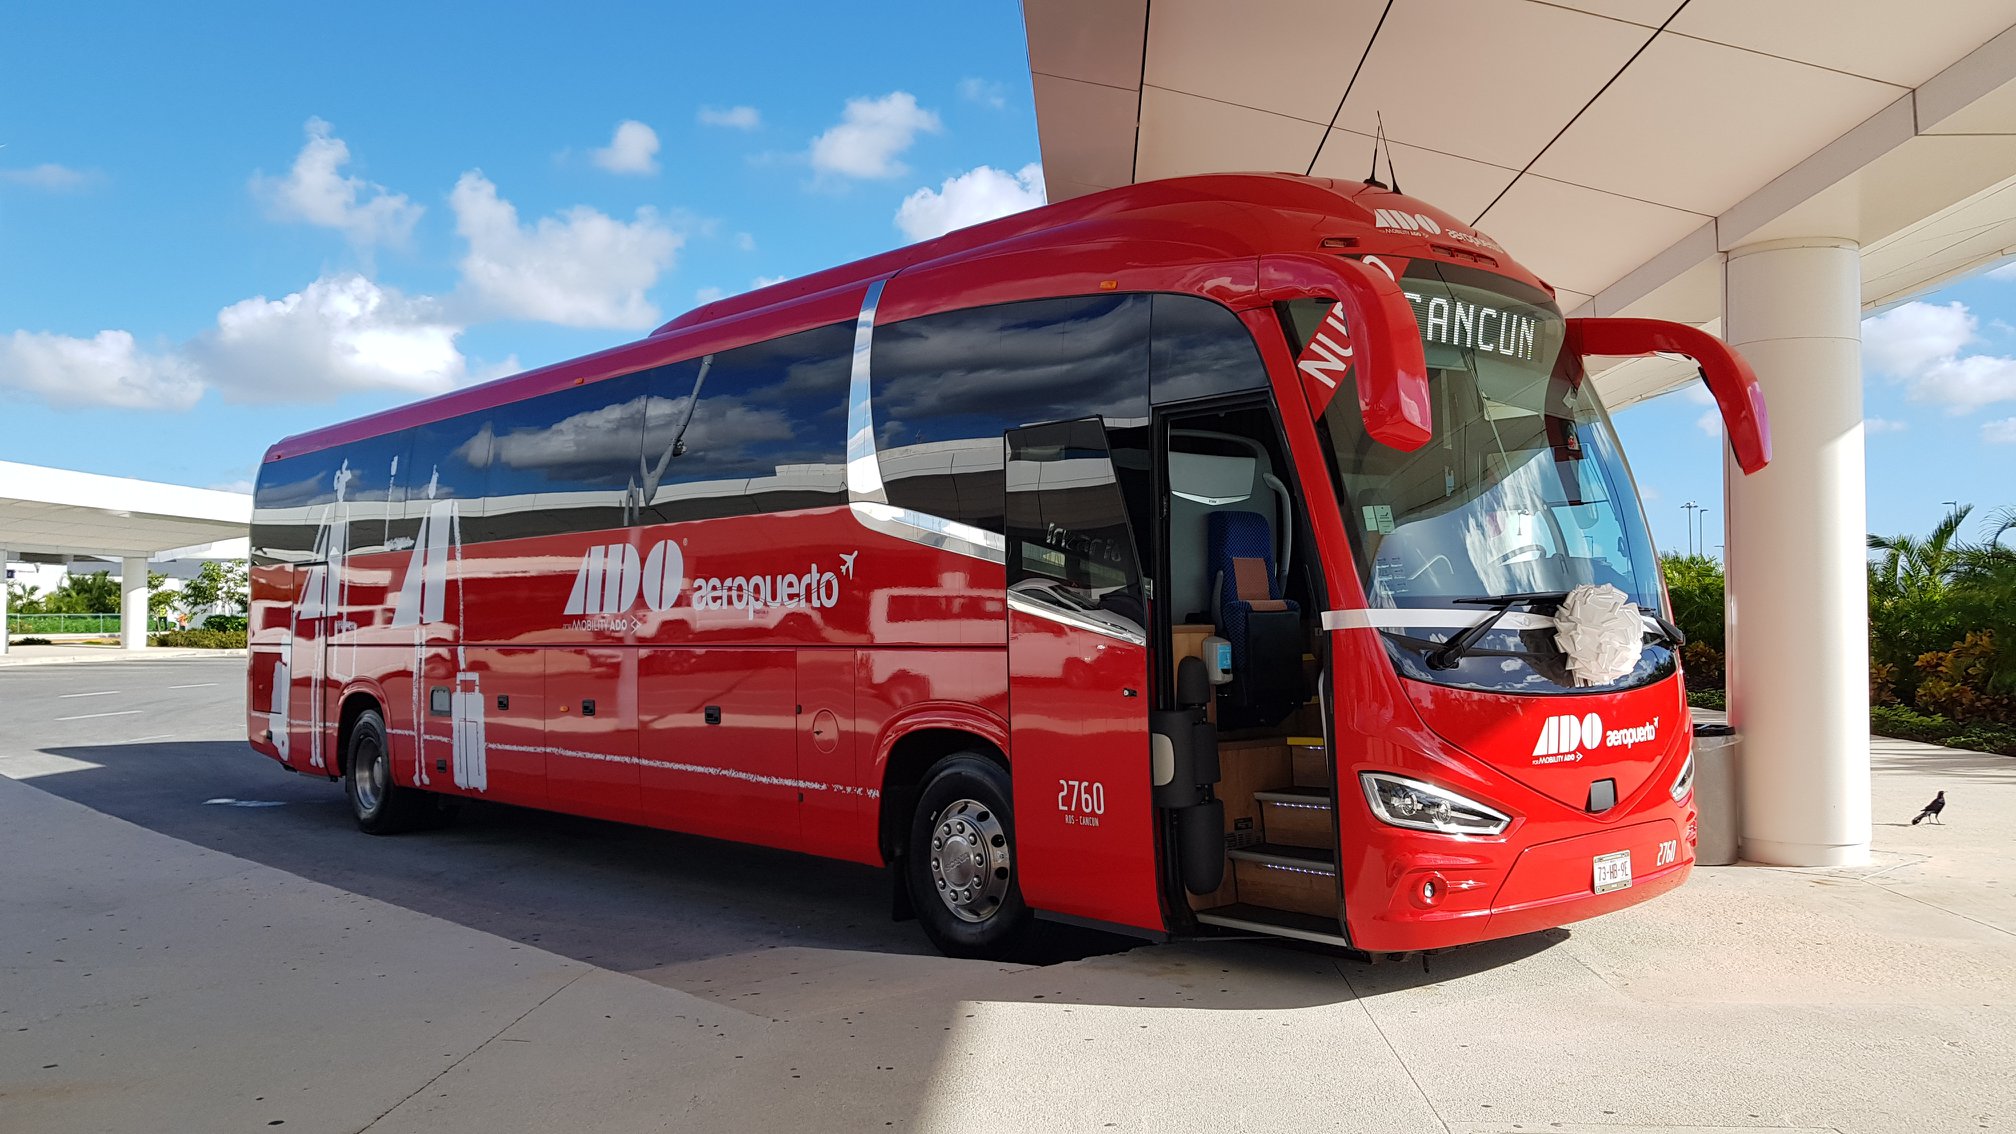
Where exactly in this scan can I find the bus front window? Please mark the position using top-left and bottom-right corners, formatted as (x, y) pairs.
(1287, 262), (1674, 695)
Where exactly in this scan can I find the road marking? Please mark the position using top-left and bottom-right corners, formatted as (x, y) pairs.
(170, 683), (218, 689)
(128, 734), (176, 743)
(0, 753), (104, 780)
(203, 798), (288, 808)
(58, 690), (121, 698)
(55, 710), (143, 721)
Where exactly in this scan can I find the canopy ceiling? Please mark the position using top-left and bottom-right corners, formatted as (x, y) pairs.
(1026, 0), (2016, 404)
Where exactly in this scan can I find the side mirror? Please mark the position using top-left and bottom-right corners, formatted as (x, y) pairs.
(1567, 317), (1770, 474)
(1259, 254), (1432, 452)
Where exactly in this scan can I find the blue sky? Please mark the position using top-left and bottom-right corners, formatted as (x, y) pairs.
(3, 1), (2011, 552)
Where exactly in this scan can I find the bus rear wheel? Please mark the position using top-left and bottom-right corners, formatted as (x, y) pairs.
(906, 754), (1033, 959)
(344, 708), (441, 835)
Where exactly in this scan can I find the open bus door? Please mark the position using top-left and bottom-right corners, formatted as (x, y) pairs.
(1002, 419), (1166, 934)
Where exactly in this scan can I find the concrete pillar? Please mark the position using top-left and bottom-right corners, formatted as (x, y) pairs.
(122, 556), (151, 651)
(1, 548), (10, 656)
(1722, 237), (1870, 867)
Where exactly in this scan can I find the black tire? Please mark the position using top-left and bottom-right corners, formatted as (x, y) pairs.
(343, 709), (438, 835)
(905, 754), (1033, 960)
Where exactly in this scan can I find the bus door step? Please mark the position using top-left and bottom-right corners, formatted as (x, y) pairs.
(1195, 903), (1349, 948)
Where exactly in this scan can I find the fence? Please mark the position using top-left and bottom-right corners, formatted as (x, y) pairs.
(7, 614), (175, 636)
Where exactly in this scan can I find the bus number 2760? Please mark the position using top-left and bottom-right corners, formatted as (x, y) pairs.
(1058, 779), (1106, 825)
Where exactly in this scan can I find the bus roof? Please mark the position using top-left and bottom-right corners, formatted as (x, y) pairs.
(266, 172), (1546, 463)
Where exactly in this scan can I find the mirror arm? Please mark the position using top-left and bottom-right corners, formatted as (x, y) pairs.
(1568, 317), (1771, 474)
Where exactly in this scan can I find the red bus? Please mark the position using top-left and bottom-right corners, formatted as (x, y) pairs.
(248, 172), (1768, 959)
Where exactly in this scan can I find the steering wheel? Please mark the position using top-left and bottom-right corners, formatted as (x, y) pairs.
(1490, 543), (1549, 567)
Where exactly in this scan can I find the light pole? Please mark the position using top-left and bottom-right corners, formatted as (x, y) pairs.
(1681, 501), (1700, 557)
(1697, 508), (1712, 561)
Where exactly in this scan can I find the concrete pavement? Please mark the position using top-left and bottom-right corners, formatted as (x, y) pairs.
(0, 644), (245, 667)
(2, 663), (2013, 1132)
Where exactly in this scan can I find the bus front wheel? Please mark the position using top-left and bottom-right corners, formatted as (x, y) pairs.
(906, 754), (1033, 959)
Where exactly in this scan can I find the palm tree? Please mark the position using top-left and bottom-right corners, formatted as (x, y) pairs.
(1868, 503), (1973, 597)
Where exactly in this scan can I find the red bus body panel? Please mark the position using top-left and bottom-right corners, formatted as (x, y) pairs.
(248, 172), (1733, 953)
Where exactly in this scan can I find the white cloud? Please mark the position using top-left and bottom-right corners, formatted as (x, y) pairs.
(450, 171), (682, 329)
(809, 92), (940, 179)
(958, 78), (1007, 109)
(191, 274), (469, 402)
(1864, 301), (1972, 375)
(1863, 300), (2016, 412)
(694, 286), (725, 303)
(895, 162), (1046, 241)
(1983, 418), (2016, 444)
(0, 274), (483, 411)
(734, 231), (756, 252)
(751, 275), (787, 290)
(591, 120), (660, 175)
(699, 105), (761, 130)
(209, 479), (256, 494)
(1988, 260), (2016, 281)
(0, 163), (95, 191)
(1865, 417), (1909, 434)
(1694, 408), (1721, 437)
(0, 329), (203, 410)
(251, 118), (422, 248)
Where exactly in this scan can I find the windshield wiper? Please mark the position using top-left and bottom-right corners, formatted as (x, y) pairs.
(1645, 611), (1686, 648)
(1428, 591), (1572, 670)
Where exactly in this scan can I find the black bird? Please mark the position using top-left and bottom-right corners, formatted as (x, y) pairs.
(1911, 791), (1946, 825)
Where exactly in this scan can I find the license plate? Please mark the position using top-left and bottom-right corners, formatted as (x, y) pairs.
(1593, 850), (1633, 894)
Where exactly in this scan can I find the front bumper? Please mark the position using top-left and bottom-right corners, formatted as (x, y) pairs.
(1350, 815), (1692, 953)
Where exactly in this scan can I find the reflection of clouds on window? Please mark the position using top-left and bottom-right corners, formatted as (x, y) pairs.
(1149, 295), (1267, 403)
(480, 395), (646, 471)
(641, 395), (793, 462)
(873, 295), (1147, 425)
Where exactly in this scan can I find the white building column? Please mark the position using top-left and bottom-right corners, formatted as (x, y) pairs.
(121, 556), (151, 651)
(1, 548), (11, 656)
(1723, 237), (1870, 867)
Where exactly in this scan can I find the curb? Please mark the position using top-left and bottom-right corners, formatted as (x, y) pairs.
(0, 649), (247, 669)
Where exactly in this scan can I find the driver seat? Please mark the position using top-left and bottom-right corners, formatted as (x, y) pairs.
(1206, 511), (1305, 727)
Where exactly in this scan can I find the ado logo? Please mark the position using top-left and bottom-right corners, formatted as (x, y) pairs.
(1532, 712), (1661, 765)
(1373, 208), (1442, 235)
(564, 540), (685, 618)
(562, 539), (859, 626)
(1533, 712), (1602, 764)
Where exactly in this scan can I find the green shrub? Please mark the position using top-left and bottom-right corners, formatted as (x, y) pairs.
(1869, 703), (2016, 754)
(9, 636), (54, 646)
(198, 614), (248, 632)
(149, 629), (247, 649)
(1686, 689), (1726, 711)
(1680, 642), (1724, 691)
(1945, 725), (2016, 757)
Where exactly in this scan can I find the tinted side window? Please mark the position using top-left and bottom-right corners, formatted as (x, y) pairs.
(341, 431), (415, 556)
(639, 322), (851, 524)
(1150, 294), (1267, 404)
(477, 374), (647, 542)
(252, 451), (342, 565)
(1004, 418), (1145, 639)
(872, 294), (1150, 533)
(403, 412), (493, 541)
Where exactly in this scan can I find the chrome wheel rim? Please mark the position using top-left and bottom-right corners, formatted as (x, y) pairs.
(928, 798), (1010, 923)
(353, 734), (387, 815)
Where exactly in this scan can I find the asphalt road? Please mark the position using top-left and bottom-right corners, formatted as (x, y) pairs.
(0, 657), (1124, 982)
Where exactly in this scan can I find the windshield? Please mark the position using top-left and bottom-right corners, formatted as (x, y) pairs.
(1288, 261), (1672, 695)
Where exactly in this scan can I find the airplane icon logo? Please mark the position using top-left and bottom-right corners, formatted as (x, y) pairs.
(839, 551), (859, 579)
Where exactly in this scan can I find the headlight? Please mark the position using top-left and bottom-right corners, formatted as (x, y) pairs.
(1360, 772), (1511, 836)
(1669, 750), (1695, 804)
